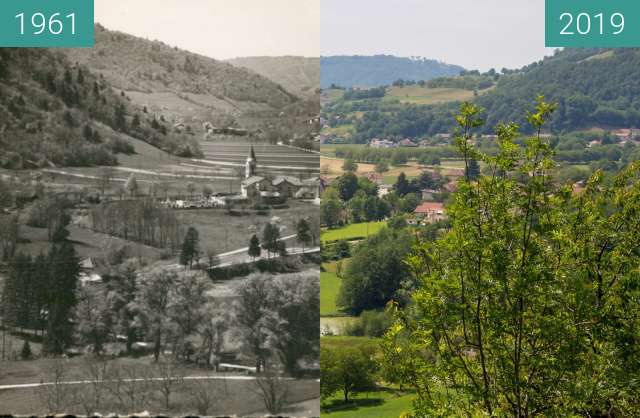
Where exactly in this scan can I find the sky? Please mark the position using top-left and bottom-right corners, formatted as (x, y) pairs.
(95, 0), (320, 59)
(321, 0), (556, 71)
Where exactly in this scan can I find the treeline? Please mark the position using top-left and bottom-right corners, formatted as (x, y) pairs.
(426, 73), (496, 90)
(1, 242), (80, 354)
(90, 199), (183, 251)
(477, 48), (640, 133)
(343, 86), (386, 101)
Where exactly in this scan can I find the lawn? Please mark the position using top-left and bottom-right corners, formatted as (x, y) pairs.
(321, 270), (342, 317)
(320, 336), (380, 351)
(321, 337), (415, 417)
(322, 389), (415, 418)
(321, 221), (386, 243)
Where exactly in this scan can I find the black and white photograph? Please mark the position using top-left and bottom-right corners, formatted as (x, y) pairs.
(0, 0), (321, 416)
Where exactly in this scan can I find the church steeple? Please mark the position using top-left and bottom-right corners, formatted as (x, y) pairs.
(245, 145), (257, 178)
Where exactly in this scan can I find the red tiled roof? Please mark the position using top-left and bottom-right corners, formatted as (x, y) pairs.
(414, 202), (445, 214)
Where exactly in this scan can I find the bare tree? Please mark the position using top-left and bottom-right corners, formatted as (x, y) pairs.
(36, 359), (76, 414)
(155, 360), (184, 411)
(198, 303), (230, 370)
(108, 364), (153, 413)
(77, 357), (112, 415)
(188, 378), (221, 415)
(97, 167), (115, 196)
(251, 373), (290, 416)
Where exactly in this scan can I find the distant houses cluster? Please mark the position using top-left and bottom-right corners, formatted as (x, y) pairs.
(240, 146), (320, 200)
(158, 146), (320, 210)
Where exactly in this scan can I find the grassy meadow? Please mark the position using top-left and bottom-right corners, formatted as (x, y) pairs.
(321, 221), (386, 244)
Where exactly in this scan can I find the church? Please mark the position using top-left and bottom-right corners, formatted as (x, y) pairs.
(240, 146), (320, 200)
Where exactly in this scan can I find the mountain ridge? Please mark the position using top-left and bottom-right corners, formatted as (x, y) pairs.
(320, 55), (464, 88)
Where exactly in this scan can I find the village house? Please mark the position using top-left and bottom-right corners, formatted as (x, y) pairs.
(240, 146), (320, 200)
(377, 184), (393, 198)
(79, 257), (102, 286)
(399, 138), (418, 147)
(613, 128), (640, 140)
(369, 138), (396, 148)
(414, 201), (446, 223)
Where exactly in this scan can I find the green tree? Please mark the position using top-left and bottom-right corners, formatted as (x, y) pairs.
(342, 158), (358, 172)
(384, 98), (640, 417)
(266, 274), (319, 376)
(261, 223), (281, 259)
(375, 161), (389, 175)
(125, 173), (138, 197)
(320, 345), (376, 403)
(44, 242), (81, 354)
(336, 172), (359, 201)
(321, 198), (342, 228)
(393, 172), (413, 196)
(465, 157), (480, 181)
(337, 227), (414, 314)
(296, 219), (312, 253)
(248, 234), (261, 261)
(114, 103), (127, 132)
(130, 268), (176, 362)
(180, 227), (200, 268)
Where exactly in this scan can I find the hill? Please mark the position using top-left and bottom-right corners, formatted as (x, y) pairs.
(476, 48), (640, 132)
(227, 56), (320, 99)
(0, 48), (201, 170)
(65, 25), (299, 130)
(328, 48), (640, 142)
(320, 55), (464, 88)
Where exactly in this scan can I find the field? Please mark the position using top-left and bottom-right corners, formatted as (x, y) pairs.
(384, 85), (477, 105)
(322, 389), (415, 418)
(321, 262), (343, 317)
(383, 85), (495, 105)
(197, 139), (320, 179)
(0, 356), (319, 416)
(16, 224), (163, 262)
(320, 144), (366, 157)
(321, 221), (386, 243)
(176, 200), (316, 254)
(19, 136), (319, 201)
(321, 336), (415, 417)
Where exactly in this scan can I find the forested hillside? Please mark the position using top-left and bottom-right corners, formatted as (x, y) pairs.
(66, 25), (297, 114)
(320, 55), (464, 88)
(328, 48), (640, 141)
(0, 48), (200, 169)
(478, 48), (640, 132)
(228, 56), (320, 99)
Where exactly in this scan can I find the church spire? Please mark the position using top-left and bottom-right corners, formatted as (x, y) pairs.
(245, 145), (258, 178)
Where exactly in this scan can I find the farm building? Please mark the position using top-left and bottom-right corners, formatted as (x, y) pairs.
(414, 201), (446, 223)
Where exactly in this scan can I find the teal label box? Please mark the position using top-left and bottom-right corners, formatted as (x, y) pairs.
(546, 0), (640, 47)
(0, 0), (93, 47)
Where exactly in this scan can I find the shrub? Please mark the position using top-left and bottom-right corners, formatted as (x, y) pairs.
(20, 340), (33, 359)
